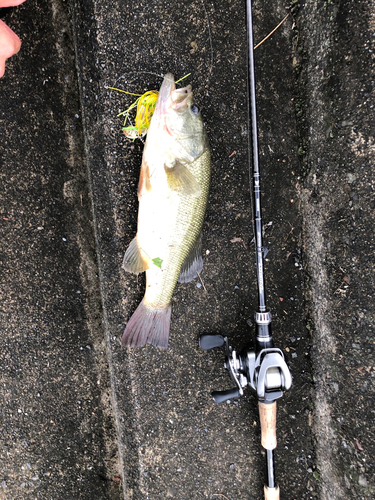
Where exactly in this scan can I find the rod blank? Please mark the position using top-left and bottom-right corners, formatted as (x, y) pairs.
(246, 0), (267, 313)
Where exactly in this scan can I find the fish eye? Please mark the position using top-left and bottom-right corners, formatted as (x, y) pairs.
(191, 105), (200, 115)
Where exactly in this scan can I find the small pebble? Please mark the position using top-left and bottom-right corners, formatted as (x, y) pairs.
(358, 474), (368, 488)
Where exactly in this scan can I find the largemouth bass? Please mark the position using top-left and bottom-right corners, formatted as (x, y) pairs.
(122, 73), (211, 349)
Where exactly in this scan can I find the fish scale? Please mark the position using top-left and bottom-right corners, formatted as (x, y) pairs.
(146, 148), (210, 309)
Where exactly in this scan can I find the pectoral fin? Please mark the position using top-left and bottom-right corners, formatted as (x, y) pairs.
(123, 237), (149, 274)
(178, 233), (204, 283)
(165, 160), (201, 197)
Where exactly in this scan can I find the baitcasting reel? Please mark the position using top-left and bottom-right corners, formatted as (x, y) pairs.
(199, 311), (292, 404)
(200, 311), (292, 498)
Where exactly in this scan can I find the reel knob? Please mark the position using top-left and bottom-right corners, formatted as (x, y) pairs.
(212, 387), (241, 404)
(199, 334), (225, 350)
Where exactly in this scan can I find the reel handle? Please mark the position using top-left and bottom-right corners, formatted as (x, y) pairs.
(212, 387), (241, 404)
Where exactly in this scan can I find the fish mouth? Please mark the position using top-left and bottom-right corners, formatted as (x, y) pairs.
(170, 84), (192, 111)
(155, 73), (192, 118)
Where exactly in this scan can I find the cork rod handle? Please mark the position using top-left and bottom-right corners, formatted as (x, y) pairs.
(258, 401), (277, 450)
(264, 485), (280, 500)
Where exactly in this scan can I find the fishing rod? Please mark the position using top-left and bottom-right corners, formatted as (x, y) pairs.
(199, 1), (292, 498)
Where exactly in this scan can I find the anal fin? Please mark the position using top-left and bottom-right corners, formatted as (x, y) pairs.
(122, 237), (149, 274)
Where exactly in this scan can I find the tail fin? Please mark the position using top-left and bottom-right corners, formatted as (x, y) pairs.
(122, 299), (172, 349)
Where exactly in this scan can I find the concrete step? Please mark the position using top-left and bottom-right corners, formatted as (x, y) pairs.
(0, 1), (121, 498)
(1, 0), (374, 499)
(71, 0), (313, 498)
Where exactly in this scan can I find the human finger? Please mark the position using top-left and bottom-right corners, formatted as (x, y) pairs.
(0, 0), (26, 7)
(0, 19), (21, 55)
(0, 57), (5, 77)
(0, 19), (21, 77)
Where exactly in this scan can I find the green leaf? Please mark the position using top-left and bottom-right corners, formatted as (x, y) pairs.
(152, 257), (163, 269)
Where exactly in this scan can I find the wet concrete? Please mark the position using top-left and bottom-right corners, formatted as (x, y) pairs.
(295, 1), (375, 498)
(0, 1), (121, 498)
(71, 0), (313, 498)
(0, 0), (374, 499)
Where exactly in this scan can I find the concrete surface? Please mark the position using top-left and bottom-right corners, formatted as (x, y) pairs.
(0, 0), (374, 499)
(295, 1), (375, 498)
(0, 1), (121, 498)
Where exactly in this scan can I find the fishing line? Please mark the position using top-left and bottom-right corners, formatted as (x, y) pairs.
(200, 0), (214, 81)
